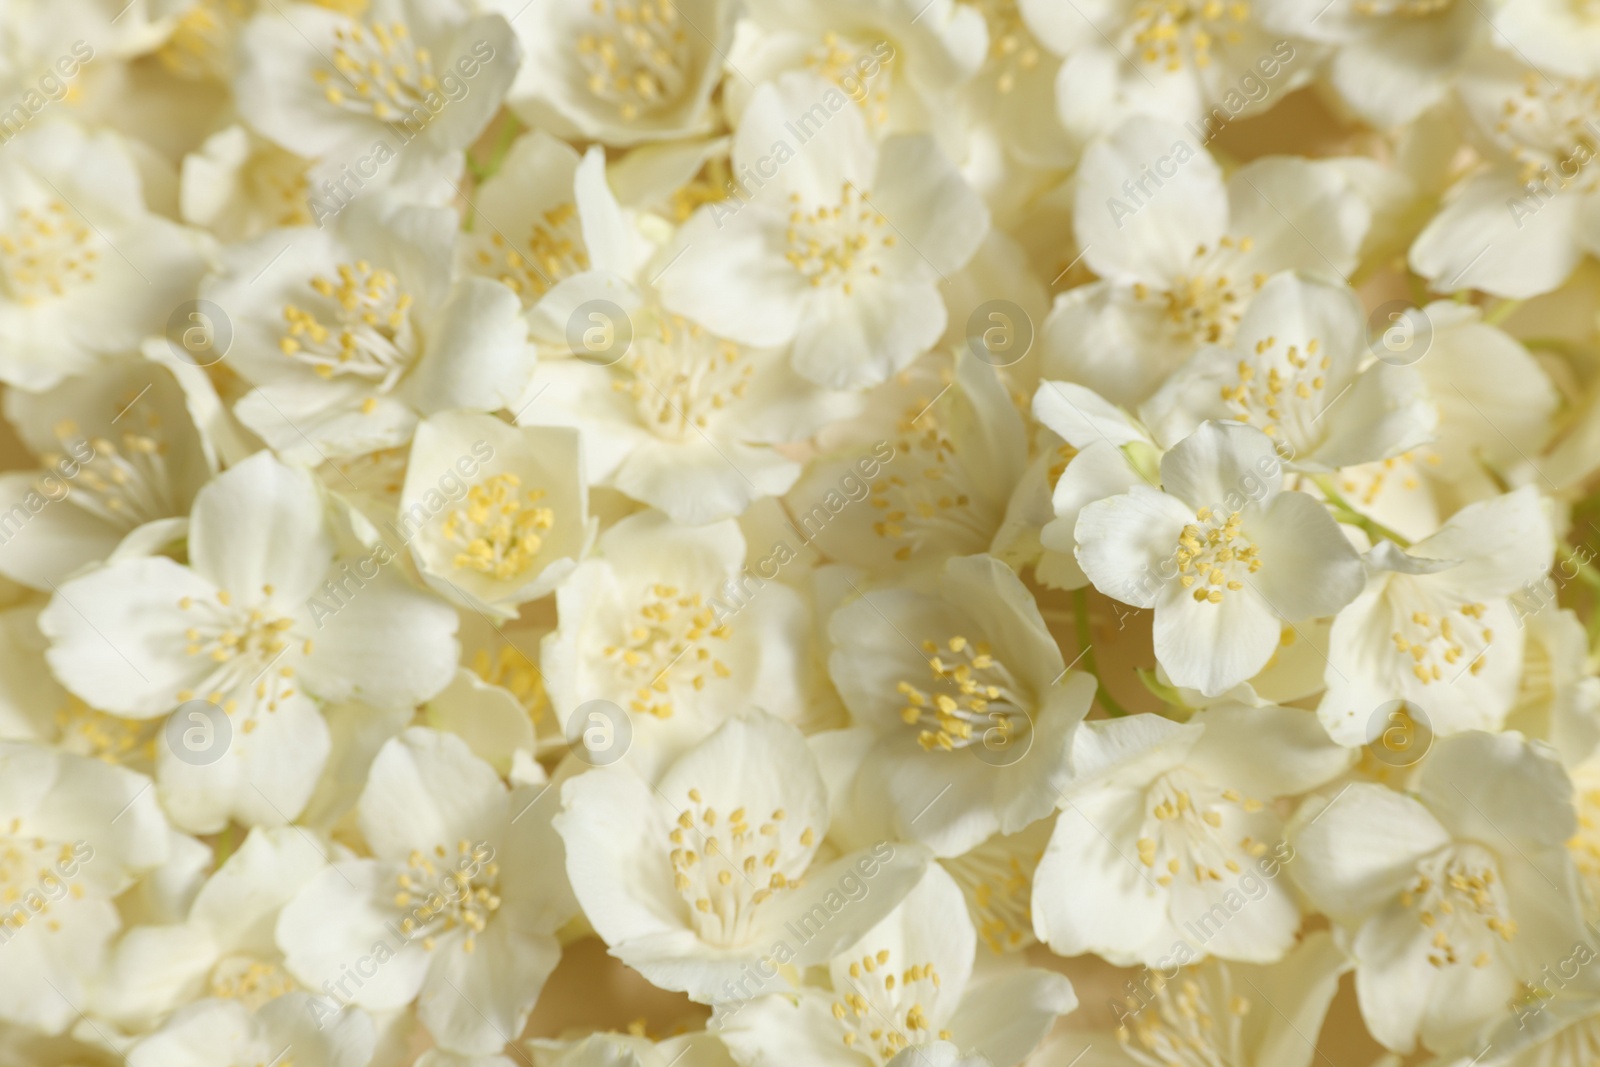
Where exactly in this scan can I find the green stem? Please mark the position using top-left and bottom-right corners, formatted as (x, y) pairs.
(1073, 589), (1130, 717)
(1313, 475), (1412, 548)
(1407, 271), (1430, 307)
(1137, 668), (1192, 719)
(213, 824), (237, 869)
(1483, 298), (1524, 327)
(468, 113), (522, 183)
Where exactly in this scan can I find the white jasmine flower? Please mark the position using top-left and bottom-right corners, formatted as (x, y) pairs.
(277, 727), (571, 1054)
(0, 742), (170, 1034)
(486, 0), (732, 145)
(235, 0), (519, 176)
(827, 553), (1094, 856)
(39, 451), (458, 832)
(556, 711), (929, 1004)
(201, 196), (534, 462)
(0, 121), (208, 392)
(461, 129), (632, 322)
(1319, 487), (1554, 746)
(723, 0), (987, 139)
(1033, 705), (1350, 966)
(541, 509), (813, 777)
(1038, 117), (1370, 406)
(1289, 730), (1587, 1054)
(1411, 53), (1600, 299)
(784, 353), (1024, 571)
(715, 864), (1075, 1067)
(1140, 272), (1436, 471)
(519, 297), (847, 526)
(399, 409), (588, 619)
(658, 72), (989, 390)
(0, 358), (216, 591)
(179, 125), (315, 243)
(1075, 420), (1365, 697)
(958, 0), (1074, 168)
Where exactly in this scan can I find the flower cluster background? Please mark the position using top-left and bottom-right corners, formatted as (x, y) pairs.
(2, 1), (1600, 1066)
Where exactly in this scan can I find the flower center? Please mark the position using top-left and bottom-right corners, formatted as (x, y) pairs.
(976, 0), (1041, 93)
(1497, 73), (1600, 194)
(470, 645), (548, 726)
(441, 473), (554, 581)
(1174, 508), (1261, 604)
(314, 19), (440, 124)
(785, 186), (895, 294)
(0, 203), (97, 306)
(941, 825), (1045, 953)
(896, 635), (1029, 753)
(210, 957), (297, 1009)
(46, 417), (181, 531)
(669, 790), (813, 946)
(176, 586), (305, 716)
(869, 401), (988, 561)
(475, 203), (588, 306)
(613, 314), (753, 439)
(247, 147), (313, 229)
(1115, 966), (1250, 1067)
(54, 697), (160, 765)
(1336, 450), (1434, 506)
(0, 822), (85, 939)
(1218, 334), (1332, 442)
(279, 261), (416, 397)
(832, 948), (952, 1063)
(1400, 845), (1515, 969)
(158, 0), (249, 80)
(576, 0), (692, 122)
(1570, 779), (1600, 899)
(603, 584), (733, 719)
(1389, 598), (1492, 685)
(1135, 238), (1267, 346)
(393, 840), (501, 955)
(1137, 773), (1265, 887)
(804, 33), (894, 124)
(1129, 0), (1250, 72)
